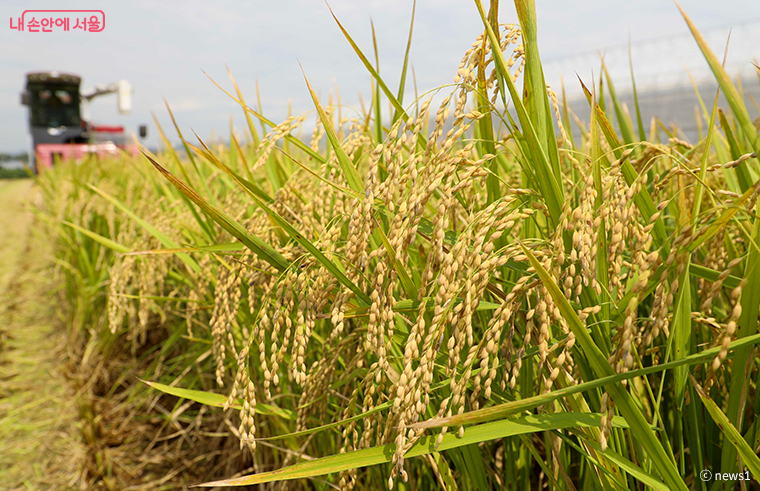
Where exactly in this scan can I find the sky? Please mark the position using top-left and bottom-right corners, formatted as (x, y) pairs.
(1, 0), (759, 154)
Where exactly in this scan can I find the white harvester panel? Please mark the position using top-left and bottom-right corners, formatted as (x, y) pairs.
(117, 80), (132, 114)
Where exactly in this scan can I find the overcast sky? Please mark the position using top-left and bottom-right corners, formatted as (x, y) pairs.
(1, 0), (759, 154)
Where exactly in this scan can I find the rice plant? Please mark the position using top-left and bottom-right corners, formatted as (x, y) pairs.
(37, 0), (760, 489)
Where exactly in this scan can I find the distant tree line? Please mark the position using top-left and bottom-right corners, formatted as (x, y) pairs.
(0, 168), (30, 179)
(0, 153), (31, 179)
(0, 152), (29, 162)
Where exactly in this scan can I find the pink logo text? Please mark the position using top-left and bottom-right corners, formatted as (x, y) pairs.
(10, 10), (105, 33)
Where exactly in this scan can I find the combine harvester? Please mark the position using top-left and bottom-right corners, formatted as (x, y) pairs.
(20, 71), (146, 172)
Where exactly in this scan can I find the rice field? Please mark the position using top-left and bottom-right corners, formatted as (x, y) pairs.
(4, 1), (760, 489)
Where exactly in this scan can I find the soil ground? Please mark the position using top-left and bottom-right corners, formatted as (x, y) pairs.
(0, 179), (87, 490)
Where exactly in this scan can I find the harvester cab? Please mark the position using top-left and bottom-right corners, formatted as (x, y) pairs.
(20, 71), (146, 172)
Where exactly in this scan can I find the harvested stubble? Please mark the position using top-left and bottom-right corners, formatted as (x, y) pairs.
(38, 1), (760, 490)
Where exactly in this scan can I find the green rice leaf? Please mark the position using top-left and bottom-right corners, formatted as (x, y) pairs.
(672, 256), (692, 409)
(372, 226), (417, 300)
(301, 65), (364, 195)
(141, 380), (294, 419)
(326, 4), (420, 148)
(628, 42), (647, 141)
(688, 264), (741, 291)
(474, 0), (563, 227)
(576, 435), (670, 491)
(517, 242), (688, 491)
(514, 0), (561, 179)
(196, 413), (633, 487)
(62, 221), (130, 254)
(722, 212), (760, 472)
(143, 153), (290, 273)
(191, 136), (371, 306)
(225, 65), (261, 148)
(677, 2), (760, 156)
(717, 109), (753, 192)
(692, 87), (721, 221)
(256, 401), (393, 442)
(578, 77), (668, 247)
(153, 112), (216, 241)
(602, 62), (635, 145)
(88, 184), (200, 273)
(370, 19), (383, 149)
(393, 0), (416, 125)
(203, 70), (326, 164)
(412, 332), (760, 430)
(691, 376), (760, 479)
